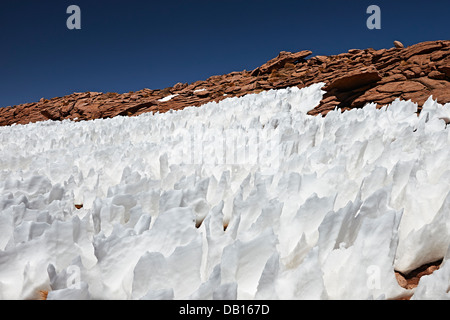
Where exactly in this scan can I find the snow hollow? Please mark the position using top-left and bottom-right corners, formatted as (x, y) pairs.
(0, 83), (449, 300)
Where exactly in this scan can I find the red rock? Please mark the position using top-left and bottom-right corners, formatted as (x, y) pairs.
(351, 89), (393, 108)
(173, 82), (187, 91)
(194, 89), (210, 97)
(438, 66), (450, 78)
(428, 70), (447, 80)
(314, 55), (328, 63)
(377, 80), (426, 93)
(371, 48), (387, 60)
(430, 48), (450, 61)
(378, 73), (407, 84)
(403, 41), (445, 60)
(409, 66), (423, 77)
(414, 77), (450, 90)
(251, 50), (312, 76)
(429, 88), (450, 105)
(326, 66), (381, 91)
(401, 91), (432, 105)
(395, 259), (443, 293)
(395, 272), (407, 288)
(40, 108), (61, 121)
(60, 103), (74, 116)
(1, 40), (450, 126)
(394, 41), (404, 49)
(403, 69), (417, 79)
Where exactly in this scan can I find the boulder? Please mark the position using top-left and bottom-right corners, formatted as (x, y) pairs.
(394, 41), (404, 49)
(326, 66), (381, 91)
(251, 50), (312, 76)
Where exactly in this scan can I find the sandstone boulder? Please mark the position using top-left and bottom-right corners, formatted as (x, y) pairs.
(394, 41), (404, 49)
(326, 66), (381, 91)
(251, 50), (312, 76)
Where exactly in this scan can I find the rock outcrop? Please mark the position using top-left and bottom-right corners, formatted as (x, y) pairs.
(0, 40), (449, 126)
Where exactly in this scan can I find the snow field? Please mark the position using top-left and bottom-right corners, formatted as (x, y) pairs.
(0, 83), (449, 299)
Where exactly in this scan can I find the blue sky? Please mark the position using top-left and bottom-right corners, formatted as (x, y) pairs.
(0, 0), (448, 107)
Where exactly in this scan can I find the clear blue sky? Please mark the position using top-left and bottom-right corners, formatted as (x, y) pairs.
(0, 0), (448, 107)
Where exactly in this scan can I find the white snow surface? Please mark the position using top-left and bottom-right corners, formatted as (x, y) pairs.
(158, 94), (179, 102)
(0, 83), (449, 300)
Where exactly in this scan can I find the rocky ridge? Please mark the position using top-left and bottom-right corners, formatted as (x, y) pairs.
(0, 40), (449, 126)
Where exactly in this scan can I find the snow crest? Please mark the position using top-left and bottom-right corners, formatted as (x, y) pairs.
(0, 83), (449, 300)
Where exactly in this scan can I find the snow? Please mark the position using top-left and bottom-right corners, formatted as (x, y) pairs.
(0, 83), (449, 300)
(158, 94), (179, 102)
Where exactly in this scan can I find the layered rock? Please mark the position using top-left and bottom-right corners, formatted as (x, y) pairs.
(0, 40), (449, 126)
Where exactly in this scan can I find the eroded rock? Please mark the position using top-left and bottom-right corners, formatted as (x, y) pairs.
(1, 40), (450, 126)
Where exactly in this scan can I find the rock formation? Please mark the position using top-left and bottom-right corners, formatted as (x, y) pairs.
(0, 40), (449, 126)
